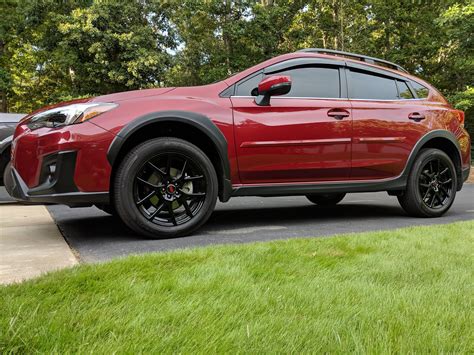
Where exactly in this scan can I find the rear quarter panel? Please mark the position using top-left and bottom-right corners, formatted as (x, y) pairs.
(351, 99), (466, 180)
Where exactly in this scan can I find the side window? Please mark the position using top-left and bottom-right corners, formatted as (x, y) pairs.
(396, 80), (414, 99)
(349, 70), (399, 100)
(410, 80), (429, 99)
(275, 66), (340, 98)
(235, 72), (263, 96)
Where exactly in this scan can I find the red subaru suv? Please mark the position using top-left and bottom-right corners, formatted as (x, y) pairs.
(6, 49), (471, 238)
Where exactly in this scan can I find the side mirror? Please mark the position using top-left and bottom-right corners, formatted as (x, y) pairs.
(255, 75), (292, 106)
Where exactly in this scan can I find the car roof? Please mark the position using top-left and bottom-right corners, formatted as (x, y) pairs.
(224, 51), (431, 90)
(297, 48), (407, 72)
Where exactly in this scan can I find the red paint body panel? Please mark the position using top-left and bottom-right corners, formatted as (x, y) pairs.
(231, 97), (352, 183)
(10, 51), (471, 198)
(91, 83), (240, 183)
(350, 100), (431, 179)
(12, 122), (115, 191)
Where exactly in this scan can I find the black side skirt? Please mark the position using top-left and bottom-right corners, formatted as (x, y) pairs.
(231, 176), (407, 197)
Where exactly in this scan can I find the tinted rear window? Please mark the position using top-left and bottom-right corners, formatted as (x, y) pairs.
(349, 70), (398, 100)
(397, 80), (414, 99)
(410, 80), (429, 98)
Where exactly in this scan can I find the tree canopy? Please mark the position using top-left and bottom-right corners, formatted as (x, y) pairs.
(0, 0), (472, 136)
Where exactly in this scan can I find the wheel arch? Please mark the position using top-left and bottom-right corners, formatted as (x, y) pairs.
(0, 139), (12, 186)
(107, 110), (232, 202)
(403, 130), (463, 191)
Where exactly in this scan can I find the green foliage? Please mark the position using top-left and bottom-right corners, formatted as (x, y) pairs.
(56, 1), (176, 93)
(1, 0), (176, 112)
(1, 221), (473, 352)
(436, 3), (474, 138)
(0, 0), (473, 129)
(450, 86), (474, 139)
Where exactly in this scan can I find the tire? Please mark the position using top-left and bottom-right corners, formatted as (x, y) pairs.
(114, 137), (218, 238)
(397, 148), (457, 217)
(0, 152), (10, 186)
(306, 193), (346, 206)
(3, 161), (13, 193)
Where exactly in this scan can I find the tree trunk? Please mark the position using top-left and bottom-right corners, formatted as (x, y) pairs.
(0, 40), (6, 112)
(339, 0), (344, 51)
(222, 0), (233, 75)
(0, 91), (7, 113)
(332, 0), (339, 50)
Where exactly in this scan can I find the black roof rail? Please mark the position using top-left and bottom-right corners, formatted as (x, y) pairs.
(297, 48), (408, 73)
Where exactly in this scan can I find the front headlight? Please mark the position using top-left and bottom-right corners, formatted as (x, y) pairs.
(27, 102), (118, 130)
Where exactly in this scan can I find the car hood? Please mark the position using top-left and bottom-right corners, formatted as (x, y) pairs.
(94, 82), (228, 103)
(91, 87), (176, 103)
(19, 82), (228, 122)
(17, 87), (176, 123)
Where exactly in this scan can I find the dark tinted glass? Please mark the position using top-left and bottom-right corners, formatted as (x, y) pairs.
(236, 72), (263, 96)
(410, 80), (429, 98)
(277, 66), (340, 98)
(349, 70), (398, 100)
(397, 80), (414, 99)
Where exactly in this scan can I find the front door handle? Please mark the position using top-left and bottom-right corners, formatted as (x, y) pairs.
(408, 112), (425, 121)
(327, 108), (350, 120)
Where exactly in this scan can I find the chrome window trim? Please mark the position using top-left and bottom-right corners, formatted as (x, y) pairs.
(230, 96), (348, 100)
(230, 95), (425, 102)
(348, 98), (425, 102)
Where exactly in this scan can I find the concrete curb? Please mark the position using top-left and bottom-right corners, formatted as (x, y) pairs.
(0, 204), (78, 285)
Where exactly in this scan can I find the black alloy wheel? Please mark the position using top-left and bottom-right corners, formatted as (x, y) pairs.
(114, 138), (218, 238)
(133, 153), (207, 227)
(398, 148), (457, 217)
(417, 158), (454, 210)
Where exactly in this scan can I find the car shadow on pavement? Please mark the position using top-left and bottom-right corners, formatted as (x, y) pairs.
(49, 202), (406, 242)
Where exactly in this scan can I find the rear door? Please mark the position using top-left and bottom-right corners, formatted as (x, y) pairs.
(348, 65), (430, 180)
(231, 60), (352, 184)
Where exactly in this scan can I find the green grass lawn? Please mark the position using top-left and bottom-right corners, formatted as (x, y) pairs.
(1, 221), (473, 353)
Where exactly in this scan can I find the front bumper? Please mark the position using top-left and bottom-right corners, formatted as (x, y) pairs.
(5, 150), (109, 206)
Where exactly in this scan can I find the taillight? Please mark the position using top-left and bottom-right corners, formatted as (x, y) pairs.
(456, 110), (464, 127)
(455, 110), (465, 127)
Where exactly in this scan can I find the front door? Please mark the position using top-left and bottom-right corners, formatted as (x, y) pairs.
(231, 65), (352, 184)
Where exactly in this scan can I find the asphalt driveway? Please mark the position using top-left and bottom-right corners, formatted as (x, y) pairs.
(47, 185), (474, 263)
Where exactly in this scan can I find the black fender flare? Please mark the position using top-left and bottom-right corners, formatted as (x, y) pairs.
(400, 129), (463, 189)
(107, 110), (232, 201)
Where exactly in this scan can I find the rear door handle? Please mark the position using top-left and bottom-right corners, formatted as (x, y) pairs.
(408, 112), (425, 121)
(327, 108), (350, 120)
